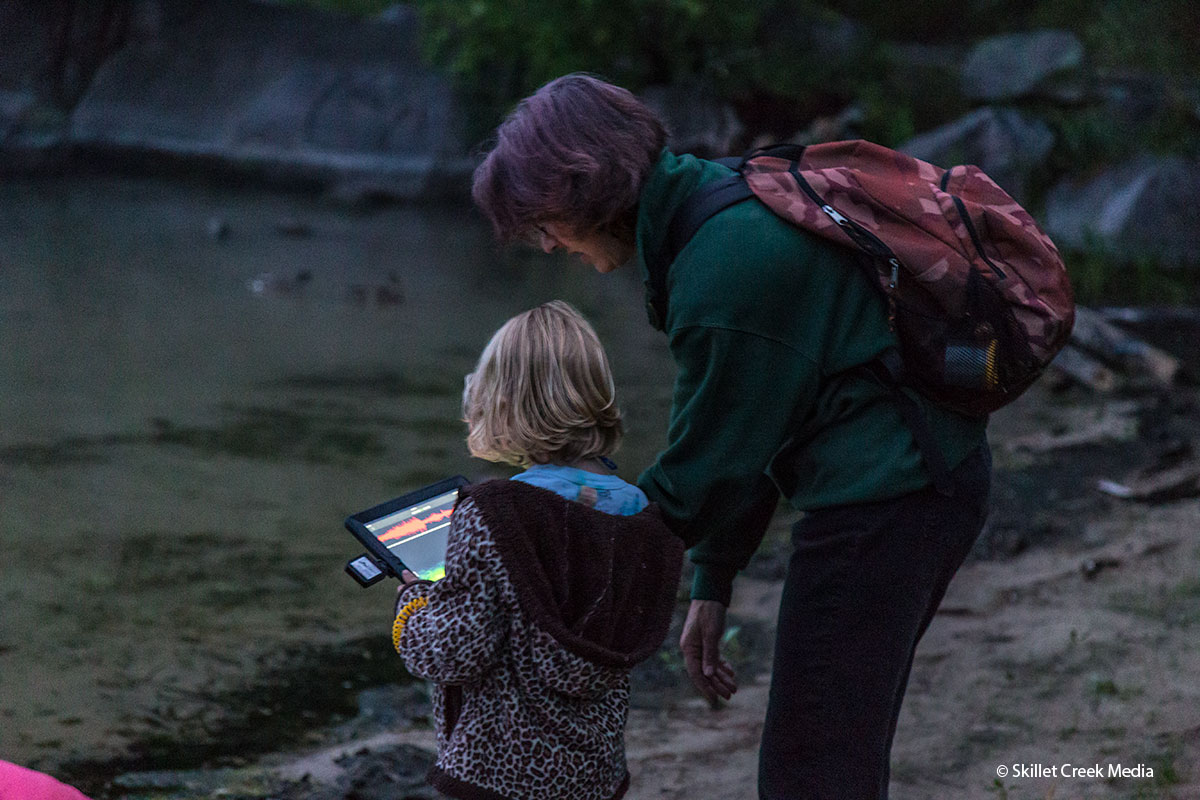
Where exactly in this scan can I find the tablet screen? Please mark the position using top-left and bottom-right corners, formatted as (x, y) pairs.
(362, 487), (460, 581)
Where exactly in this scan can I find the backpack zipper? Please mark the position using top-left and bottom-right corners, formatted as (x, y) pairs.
(788, 165), (900, 280)
(787, 164), (901, 325)
(942, 170), (1008, 281)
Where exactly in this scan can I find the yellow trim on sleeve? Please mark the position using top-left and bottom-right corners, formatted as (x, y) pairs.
(392, 594), (430, 652)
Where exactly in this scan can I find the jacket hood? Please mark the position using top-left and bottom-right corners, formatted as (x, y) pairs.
(459, 480), (684, 681)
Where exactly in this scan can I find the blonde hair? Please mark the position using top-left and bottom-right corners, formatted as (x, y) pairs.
(463, 301), (623, 467)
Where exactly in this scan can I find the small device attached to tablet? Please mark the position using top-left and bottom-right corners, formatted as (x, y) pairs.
(344, 475), (469, 587)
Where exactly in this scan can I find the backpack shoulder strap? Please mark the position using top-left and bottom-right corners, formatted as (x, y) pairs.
(664, 175), (755, 267)
(645, 169), (755, 328)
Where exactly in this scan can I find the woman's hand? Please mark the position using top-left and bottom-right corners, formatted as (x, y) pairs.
(680, 599), (738, 706)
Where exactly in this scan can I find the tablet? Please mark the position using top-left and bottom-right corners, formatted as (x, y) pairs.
(344, 475), (468, 586)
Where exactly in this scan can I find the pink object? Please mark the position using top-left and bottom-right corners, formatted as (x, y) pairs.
(0, 760), (92, 800)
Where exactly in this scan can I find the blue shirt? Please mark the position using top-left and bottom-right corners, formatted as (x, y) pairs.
(512, 464), (649, 516)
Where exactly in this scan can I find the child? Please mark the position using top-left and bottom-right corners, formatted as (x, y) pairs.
(392, 300), (683, 800)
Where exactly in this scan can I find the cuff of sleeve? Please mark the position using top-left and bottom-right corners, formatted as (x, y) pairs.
(394, 580), (434, 616)
(690, 563), (737, 606)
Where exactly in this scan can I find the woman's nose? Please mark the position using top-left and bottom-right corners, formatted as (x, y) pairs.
(539, 232), (558, 254)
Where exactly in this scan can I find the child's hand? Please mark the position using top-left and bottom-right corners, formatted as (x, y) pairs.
(394, 571), (422, 617)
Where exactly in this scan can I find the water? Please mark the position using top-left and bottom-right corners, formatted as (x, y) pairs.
(0, 174), (675, 773)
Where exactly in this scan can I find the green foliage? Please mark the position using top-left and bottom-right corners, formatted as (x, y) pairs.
(855, 82), (918, 148)
(1041, 106), (1138, 178)
(409, 0), (791, 135)
(1031, 0), (1200, 79)
(1065, 243), (1200, 308)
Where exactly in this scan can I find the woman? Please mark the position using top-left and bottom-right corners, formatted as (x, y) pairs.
(472, 73), (991, 800)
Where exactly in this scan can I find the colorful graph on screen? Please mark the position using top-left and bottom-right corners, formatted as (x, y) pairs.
(378, 506), (454, 543)
(364, 489), (458, 581)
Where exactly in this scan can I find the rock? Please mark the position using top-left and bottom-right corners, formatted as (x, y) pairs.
(0, 0), (133, 109)
(784, 104), (865, 147)
(0, 89), (69, 171)
(884, 41), (967, 78)
(1069, 306), (1180, 387)
(206, 215), (230, 241)
(350, 684), (427, 730)
(247, 270), (313, 298)
(961, 30), (1086, 102)
(271, 743), (440, 800)
(898, 107), (1054, 203)
(66, 0), (474, 200)
(376, 4), (418, 27)
(0, 2), (58, 93)
(335, 744), (439, 800)
(640, 82), (744, 158)
(1048, 345), (1119, 394)
(1044, 155), (1200, 267)
(1095, 69), (1174, 127)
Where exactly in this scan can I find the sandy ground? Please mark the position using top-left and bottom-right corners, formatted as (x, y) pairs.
(623, 500), (1200, 800)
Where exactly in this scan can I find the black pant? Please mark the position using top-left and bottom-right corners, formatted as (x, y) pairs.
(758, 444), (991, 800)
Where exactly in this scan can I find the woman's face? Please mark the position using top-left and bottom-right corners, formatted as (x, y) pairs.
(535, 223), (635, 274)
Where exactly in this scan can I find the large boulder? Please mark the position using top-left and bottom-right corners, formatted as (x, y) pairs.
(0, 2), (86, 168)
(899, 107), (1055, 204)
(1044, 156), (1200, 267)
(65, 0), (474, 200)
(0, 88), (69, 170)
(961, 30), (1086, 103)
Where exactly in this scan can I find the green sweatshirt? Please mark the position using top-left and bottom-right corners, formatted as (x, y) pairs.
(634, 150), (987, 605)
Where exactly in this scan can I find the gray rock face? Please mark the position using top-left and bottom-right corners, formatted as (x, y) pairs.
(962, 30), (1086, 102)
(64, 0), (473, 200)
(899, 107), (1055, 204)
(1044, 157), (1200, 267)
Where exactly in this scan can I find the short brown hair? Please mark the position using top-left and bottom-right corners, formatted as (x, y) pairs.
(462, 300), (623, 467)
(472, 73), (667, 244)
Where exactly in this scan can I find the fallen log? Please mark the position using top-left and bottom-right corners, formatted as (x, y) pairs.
(1070, 306), (1180, 386)
(1006, 400), (1139, 452)
(1048, 343), (1119, 393)
(1100, 306), (1200, 326)
(1097, 457), (1200, 503)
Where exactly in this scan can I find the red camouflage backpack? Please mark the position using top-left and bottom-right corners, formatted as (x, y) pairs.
(647, 140), (1076, 492)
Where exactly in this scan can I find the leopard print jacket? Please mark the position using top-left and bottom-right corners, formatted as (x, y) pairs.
(395, 480), (683, 800)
